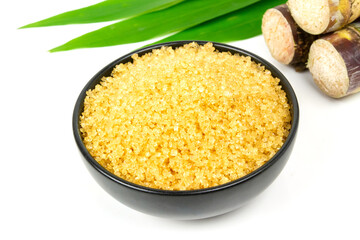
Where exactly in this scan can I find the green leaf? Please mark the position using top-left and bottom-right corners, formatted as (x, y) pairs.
(50, 0), (260, 52)
(154, 0), (287, 44)
(20, 0), (184, 28)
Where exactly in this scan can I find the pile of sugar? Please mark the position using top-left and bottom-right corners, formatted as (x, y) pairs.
(80, 42), (291, 190)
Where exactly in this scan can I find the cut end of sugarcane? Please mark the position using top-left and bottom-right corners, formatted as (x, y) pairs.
(288, 0), (330, 35)
(308, 39), (349, 98)
(262, 8), (295, 65)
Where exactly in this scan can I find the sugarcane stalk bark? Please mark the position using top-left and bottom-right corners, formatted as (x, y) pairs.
(288, 0), (360, 35)
(308, 23), (360, 97)
(337, 24), (360, 94)
(326, 0), (349, 33)
(262, 4), (316, 71)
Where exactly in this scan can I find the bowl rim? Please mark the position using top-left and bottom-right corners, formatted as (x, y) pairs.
(73, 40), (299, 196)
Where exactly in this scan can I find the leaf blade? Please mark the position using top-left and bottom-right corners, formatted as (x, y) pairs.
(50, 0), (260, 52)
(154, 0), (287, 44)
(20, 0), (184, 28)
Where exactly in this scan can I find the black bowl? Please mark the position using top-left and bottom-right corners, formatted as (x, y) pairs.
(73, 41), (299, 220)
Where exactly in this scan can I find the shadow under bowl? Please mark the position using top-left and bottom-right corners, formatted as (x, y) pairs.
(73, 41), (299, 220)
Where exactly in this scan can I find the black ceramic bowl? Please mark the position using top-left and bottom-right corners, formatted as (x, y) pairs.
(73, 41), (299, 220)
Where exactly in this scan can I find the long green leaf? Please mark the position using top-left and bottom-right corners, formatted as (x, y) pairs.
(50, 0), (259, 52)
(20, 0), (184, 28)
(154, 0), (287, 44)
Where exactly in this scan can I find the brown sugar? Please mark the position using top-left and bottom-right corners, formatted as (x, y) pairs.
(80, 42), (291, 190)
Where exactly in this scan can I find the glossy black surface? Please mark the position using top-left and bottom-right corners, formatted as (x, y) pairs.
(73, 41), (299, 220)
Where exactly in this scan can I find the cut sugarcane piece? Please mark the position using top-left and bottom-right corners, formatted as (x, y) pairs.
(307, 23), (360, 98)
(262, 4), (316, 71)
(288, 0), (360, 35)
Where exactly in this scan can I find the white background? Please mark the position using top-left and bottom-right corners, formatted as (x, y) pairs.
(1, 1), (359, 239)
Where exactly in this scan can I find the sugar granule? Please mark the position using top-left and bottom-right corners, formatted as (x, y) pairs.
(80, 42), (291, 190)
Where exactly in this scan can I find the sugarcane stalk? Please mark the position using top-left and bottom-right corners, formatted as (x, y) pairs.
(288, 0), (360, 35)
(307, 22), (360, 98)
(262, 4), (316, 71)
